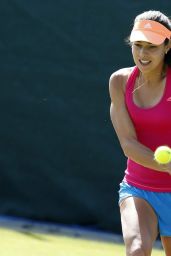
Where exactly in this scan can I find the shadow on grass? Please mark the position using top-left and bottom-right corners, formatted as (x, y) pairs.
(18, 230), (49, 241)
(0, 214), (163, 250)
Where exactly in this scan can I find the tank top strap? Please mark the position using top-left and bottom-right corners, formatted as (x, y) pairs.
(126, 66), (139, 92)
(125, 66), (139, 105)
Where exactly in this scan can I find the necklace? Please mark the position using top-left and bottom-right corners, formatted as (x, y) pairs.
(132, 68), (166, 94)
(132, 73), (145, 93)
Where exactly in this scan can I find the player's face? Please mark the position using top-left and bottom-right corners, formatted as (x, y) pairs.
(131, 41), (166, 73)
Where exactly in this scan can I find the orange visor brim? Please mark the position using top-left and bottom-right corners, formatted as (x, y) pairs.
(130, 20), (171, 45)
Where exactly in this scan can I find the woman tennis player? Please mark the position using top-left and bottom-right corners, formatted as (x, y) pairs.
(109, 10), (171, 256)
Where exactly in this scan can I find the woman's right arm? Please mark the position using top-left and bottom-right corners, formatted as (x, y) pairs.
(109, 69), (171, 174)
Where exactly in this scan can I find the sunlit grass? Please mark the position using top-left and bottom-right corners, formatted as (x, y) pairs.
(0, 227), (163, 256)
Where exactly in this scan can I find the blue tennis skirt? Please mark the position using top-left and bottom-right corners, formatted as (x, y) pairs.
(119, 181), (171, 236)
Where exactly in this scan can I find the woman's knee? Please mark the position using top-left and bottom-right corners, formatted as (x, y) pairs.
(125, 239), (152, 256)
(126, 247), (149, 256)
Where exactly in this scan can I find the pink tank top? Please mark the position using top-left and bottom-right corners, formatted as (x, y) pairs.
(124, 66), (171, 192)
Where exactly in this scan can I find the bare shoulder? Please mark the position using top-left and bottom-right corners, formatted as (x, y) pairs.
(109, 67), (134, 100)
(109, 67), (134, 89)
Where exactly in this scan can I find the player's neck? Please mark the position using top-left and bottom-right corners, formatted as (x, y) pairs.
(140, 64), (167, 87)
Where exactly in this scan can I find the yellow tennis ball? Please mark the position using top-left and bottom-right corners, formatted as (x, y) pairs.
(154, 146), (171, 164)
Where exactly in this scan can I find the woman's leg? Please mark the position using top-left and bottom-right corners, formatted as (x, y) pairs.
(160, 237), (171, 256)
(120, 196), (158, 256)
